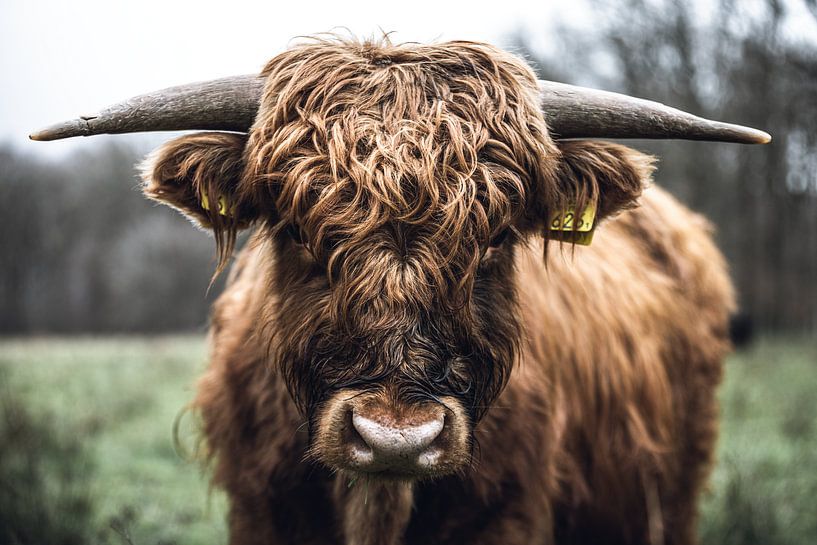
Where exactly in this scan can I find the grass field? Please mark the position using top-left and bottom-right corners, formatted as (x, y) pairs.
(0, 337), (226, 545)
(1, 335), (815, 544)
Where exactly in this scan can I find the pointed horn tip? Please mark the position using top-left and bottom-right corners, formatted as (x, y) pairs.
(750, 129), (772, 145)
(724, 121), (772, 144)
(29, 130), (52, 142)
(29, 118), (92, 142)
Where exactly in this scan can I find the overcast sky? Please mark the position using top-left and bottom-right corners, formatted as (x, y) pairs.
(2, 0), (815, 159)
(1, 0), (588, 159)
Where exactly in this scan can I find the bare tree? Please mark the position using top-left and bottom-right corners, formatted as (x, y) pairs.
(515, 0), (817, 332)
(0, 142), (223, 333)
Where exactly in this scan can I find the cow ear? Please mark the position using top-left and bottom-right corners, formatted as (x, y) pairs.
(141, 132), (256, 231)
(543, 140), (654, 242)
(141, 131), (257, 271)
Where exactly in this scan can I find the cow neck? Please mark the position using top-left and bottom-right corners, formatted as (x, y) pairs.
(333, 477), (414, 545)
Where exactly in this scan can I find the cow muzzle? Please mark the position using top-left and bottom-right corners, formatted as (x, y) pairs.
(314, 390), (470, 478)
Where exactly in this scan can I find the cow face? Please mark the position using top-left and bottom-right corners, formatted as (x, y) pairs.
(142, 38), (650, 479)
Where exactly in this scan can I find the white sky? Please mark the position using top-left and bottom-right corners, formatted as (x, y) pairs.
(0, 0), (583, 158)
(2, 0), (815, 159)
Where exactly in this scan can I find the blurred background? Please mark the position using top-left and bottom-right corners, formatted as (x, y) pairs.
(1, 0), (815, 543)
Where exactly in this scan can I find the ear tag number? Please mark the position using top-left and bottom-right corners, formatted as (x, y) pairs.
(201, 194), (231, 217)
(549, 203), (597, 246)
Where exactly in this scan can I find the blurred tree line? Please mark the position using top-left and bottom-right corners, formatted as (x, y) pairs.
(0, 143), (223, 333)
(1, 0), (815, 333)
(515, 0), (817, 332)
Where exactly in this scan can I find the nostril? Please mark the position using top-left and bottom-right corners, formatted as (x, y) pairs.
(343, 409), (375, 465)
(343, 409), (370, 448)
(351, 411), (445, 457)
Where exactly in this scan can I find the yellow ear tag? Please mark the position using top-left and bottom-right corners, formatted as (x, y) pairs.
(200, 194), (231, 217)
(548, 202), (597, 246)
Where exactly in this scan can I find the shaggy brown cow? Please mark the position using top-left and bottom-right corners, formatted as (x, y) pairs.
(32, 37), (770, 545)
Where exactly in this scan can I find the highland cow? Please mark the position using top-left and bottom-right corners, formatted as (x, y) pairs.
(32, 37), (770, 545)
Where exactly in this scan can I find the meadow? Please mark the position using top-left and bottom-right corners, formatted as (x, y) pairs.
(1, 335), (815, 545)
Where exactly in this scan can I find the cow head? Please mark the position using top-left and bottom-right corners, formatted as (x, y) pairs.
(31, 36), (769, 480)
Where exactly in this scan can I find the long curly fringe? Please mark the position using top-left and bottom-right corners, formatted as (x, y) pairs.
(236, 35), (561, 317)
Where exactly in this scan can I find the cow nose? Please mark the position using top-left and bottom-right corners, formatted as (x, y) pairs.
(350, 410), (444, 462)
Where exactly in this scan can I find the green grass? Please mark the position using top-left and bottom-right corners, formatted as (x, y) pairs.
(0, 337), (227, 545)
(700, 337), (817, 545)
(1, 335), (815, 544)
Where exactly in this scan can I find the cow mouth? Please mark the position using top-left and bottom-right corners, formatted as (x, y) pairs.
(312, 390), (470, 479)
(342, 409), (448, 475)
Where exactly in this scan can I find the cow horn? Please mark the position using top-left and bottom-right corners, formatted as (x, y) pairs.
(29, 75), (265, 142)
(29, 76), (771, 145)
(537, 81), (770, 144)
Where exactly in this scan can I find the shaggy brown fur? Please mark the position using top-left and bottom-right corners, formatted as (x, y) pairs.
(143, 36), (734, 545)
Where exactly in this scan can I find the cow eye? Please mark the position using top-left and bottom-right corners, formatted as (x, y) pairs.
(285, 224), (306, 246)
(488, 228), (510, 248)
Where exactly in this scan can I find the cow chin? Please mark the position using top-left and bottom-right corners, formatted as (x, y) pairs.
(311, 389), (471, 480)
